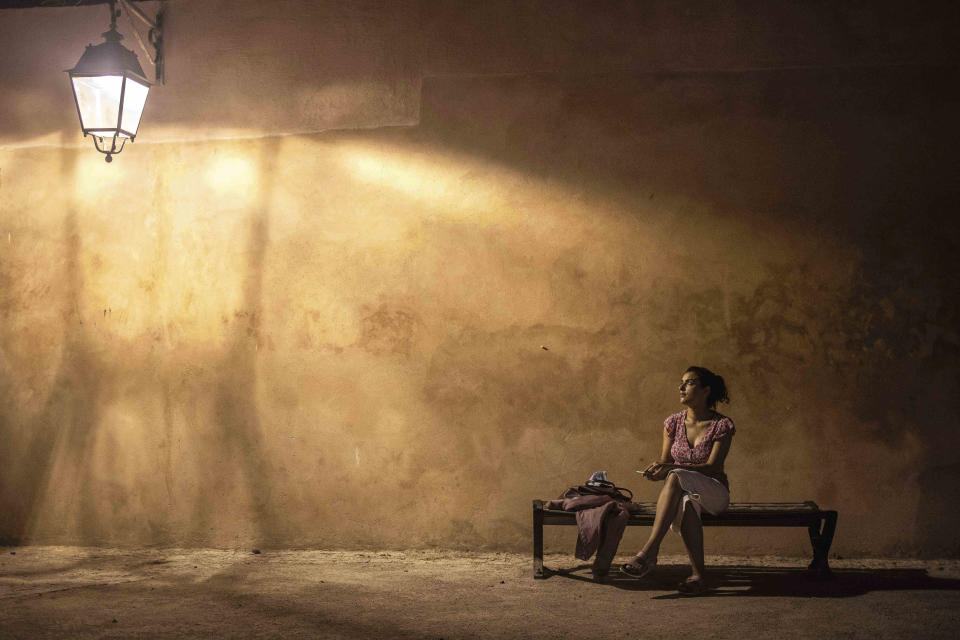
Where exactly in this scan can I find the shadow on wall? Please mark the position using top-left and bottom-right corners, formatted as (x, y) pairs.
(189, 136), (284, 546)
(2, 132), (103, 545)
(0, 136), (286, 547)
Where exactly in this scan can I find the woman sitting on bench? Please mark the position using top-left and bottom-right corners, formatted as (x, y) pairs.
(620, 366), (735, 594)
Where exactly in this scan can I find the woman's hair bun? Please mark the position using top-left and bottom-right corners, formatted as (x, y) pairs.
(685, 366), (730, 408)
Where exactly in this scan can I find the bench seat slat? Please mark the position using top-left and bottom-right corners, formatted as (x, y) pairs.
(533, 498), (838, 580)
(542, 507), (820, 513)
(542, 512), (824, 526)
(533, 500), (837, 578)
(539, 501), (822, 517)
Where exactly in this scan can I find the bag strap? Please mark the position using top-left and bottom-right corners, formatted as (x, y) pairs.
(578, 484), (633, 501)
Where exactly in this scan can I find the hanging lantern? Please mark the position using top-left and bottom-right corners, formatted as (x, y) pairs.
(66, 0), (150, 162)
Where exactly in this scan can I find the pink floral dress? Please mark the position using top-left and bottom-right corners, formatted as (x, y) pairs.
(664, 411), (736, 487)
(663, 411), (736, 531)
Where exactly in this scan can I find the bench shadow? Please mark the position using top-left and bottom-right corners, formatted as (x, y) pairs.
(544, 563), (960, 598)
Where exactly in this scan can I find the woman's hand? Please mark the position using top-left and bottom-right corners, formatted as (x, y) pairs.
(640, 462), (658, 479)
(650, 464), (673, 481)
(641, 462), (673, 481)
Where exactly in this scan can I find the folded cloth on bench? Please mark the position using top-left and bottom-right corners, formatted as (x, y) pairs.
(574, 500), (629, 571)
(546, 487), (632, 578)
(669, 469), (730, 533)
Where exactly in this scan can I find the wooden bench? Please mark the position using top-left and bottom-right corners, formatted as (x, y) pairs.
(533, 500), (838, 579)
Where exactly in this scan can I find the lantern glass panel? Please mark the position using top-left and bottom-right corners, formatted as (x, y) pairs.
(120, 78), (149, 136)
(72, 75), (124, 132)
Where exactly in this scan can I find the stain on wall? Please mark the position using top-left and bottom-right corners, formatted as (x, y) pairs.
(0, 1), (958, 556)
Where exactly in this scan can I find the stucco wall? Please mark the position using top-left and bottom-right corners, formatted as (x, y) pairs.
(0, 1), (957, 556)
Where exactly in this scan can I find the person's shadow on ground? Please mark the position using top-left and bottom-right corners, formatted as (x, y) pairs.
(545, 563), (960, 598)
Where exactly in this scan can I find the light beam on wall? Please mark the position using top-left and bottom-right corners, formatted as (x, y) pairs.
(205, 155), (259, 208)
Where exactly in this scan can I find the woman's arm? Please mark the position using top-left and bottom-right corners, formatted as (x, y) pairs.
(658, 425), (675, 464)
(660, 435), (733, 477)
(702, 434), (733, 472)
(641, 427), (676, 480)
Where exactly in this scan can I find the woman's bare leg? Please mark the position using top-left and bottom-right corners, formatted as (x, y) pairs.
(679, 501), (705, 580)
(629, 472), (684, 566)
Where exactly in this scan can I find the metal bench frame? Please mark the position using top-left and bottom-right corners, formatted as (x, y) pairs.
(533, 500), (838, 579)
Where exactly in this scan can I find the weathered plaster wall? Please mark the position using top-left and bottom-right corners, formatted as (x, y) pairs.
(0, 1), (958, 556)
(0, 0), (421, 147)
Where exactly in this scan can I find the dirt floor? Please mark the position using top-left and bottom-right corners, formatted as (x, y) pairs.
(1, 547), (959, 639)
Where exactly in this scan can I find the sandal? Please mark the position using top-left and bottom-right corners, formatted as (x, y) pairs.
(677, 577), (708, 595)
(619, 554), (657, 579)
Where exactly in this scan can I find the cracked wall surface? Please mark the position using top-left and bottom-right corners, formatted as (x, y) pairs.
(0, 1), (958, 555)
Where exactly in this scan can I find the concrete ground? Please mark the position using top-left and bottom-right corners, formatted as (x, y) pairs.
(1, 547), (959, 639)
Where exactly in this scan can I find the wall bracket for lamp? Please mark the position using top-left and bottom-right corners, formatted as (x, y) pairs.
(117, 0), (164, 84)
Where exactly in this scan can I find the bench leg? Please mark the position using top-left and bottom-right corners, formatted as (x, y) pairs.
(533, 502), (545, 579)
(807, 511), (837, 579)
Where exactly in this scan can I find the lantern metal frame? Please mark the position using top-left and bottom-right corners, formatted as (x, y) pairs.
(65, 0), (164, 162)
